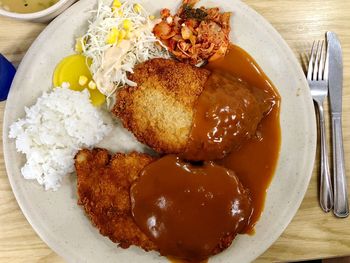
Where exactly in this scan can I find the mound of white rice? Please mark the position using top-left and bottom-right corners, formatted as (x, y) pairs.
(9, 85), (112, 190)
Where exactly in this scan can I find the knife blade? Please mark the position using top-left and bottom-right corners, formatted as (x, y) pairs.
(326, 31), (349, 218)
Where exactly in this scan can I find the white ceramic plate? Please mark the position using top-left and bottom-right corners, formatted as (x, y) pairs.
(3, 0), (316, 262)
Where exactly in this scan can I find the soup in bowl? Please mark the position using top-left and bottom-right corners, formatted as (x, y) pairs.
(0, 0), (76, 22)
(0, 0), (59, 14)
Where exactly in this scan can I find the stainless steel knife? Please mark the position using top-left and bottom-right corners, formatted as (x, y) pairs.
(326, 31), (349, 218)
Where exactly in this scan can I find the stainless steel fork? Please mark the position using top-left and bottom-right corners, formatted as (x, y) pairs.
(307, 40), (334, 212)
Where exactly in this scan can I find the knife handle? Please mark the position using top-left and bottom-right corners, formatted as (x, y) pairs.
(318, 103), (333, 212)
(332, 115), (349, 217)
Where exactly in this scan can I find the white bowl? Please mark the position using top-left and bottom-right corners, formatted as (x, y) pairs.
(0, 0), (77, 22)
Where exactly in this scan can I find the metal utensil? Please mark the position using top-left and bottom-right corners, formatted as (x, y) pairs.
(327, 31), (349, 218)
(307, 40), (333, 212)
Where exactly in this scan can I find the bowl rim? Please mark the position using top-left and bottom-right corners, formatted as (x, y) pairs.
(0, 0), (71, 19)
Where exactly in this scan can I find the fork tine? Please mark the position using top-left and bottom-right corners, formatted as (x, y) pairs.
(313, 41), (321, 80)
(307, 41), (316, 80)
(324, 40), (329, 81)
(318, 40), (325, 80)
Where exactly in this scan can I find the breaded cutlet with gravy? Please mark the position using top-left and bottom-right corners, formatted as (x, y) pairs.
(75, 148), (239, 256)
(112, 58), (210, 154)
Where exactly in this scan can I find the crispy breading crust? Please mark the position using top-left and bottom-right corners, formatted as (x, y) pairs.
(75, 148), (157, 251)
(112, 58), (210, 154)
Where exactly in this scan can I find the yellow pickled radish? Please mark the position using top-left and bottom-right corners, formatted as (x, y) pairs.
(53, 54), (105, 106)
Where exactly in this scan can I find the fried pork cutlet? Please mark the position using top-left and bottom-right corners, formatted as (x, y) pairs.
(75, 148), (157, 251)
(75, 148), (239, 258)
(112, 58), (210, 154)
(112, 58), (275, 160)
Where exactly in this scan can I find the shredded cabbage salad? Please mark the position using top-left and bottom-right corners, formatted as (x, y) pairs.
(80, 0), (169, 96)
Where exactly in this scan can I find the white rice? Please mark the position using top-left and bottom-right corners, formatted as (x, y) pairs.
(9, 85), (112, 190)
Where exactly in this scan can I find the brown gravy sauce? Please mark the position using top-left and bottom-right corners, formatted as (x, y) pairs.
(131, 44), (281, 262)
(130, 155), (252, 262)
(206, 45), (281, 233)
(182, 70), (275, 161)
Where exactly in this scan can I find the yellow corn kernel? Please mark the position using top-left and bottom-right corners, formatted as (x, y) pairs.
(149, 15), (155, 20)
(112, 0), (121, 8)
(133, 3), (141, 13)
(106, 34), (117, 44)
(118, 29), (126, 41)
(75, 37), (84, 53)
(106, 28), (119, 44)
(123, 19), (132, 30)
(111, 27), (119, 36)
(88, 80), (97, 90)
(118, 9), (123, 16)
(78, 75), (88, 86)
